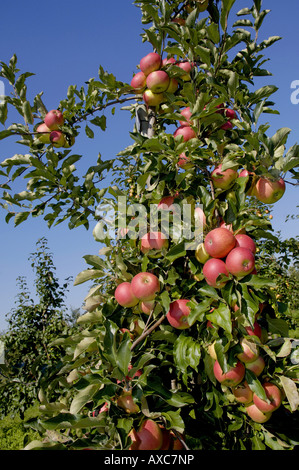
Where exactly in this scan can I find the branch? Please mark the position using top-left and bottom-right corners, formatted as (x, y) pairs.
(130, 314), (166, 351)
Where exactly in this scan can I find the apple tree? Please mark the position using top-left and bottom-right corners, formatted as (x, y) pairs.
(1, 0), (299, 450)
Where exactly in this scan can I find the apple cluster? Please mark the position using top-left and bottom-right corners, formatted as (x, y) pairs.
(114, 271), (160, 311)
(129, 419), (184, 451)
(35, 109), (74, 148)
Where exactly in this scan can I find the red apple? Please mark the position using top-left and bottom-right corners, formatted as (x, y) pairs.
(245, 355), (265, 377)
(44, 109), (64, 130)
(36, 123), (51, 143)
(202, 258), (230, 288)
(177, 152), (193, 169)
(194, 207), (206, 228)
(50, 130), (65, 148)
(166, 299), (191, 329)
(146, 70), (170, 93)
(131, 272), (160, 301)
(140, 52), (162, 76)
(162, 57), (176, 66)
(131, 419), (163, 450)
(158, 196), (175, 211)
(211, 164), (238, 189)
(235, 234), (256, 254)
(236, 337), (260, 363)
(253, 177), (286, 204)
(213, 360), (245, 387)
(225, 247), (255, 278)
(232, 381), (253, 404)
(115, 282), (139, 308)
(173, 125), (196, 141)
(225, 108), (237, 120)
(246, 403), (272, 423)
(131, 71), (147, 93)
(221, 121), (233, 130)
(178, 61), (193, 81)
(245, 321), (262, 339)
(140, 300), (155, 315)
(253, 382), (282, 413)
(117, 391), (140, 414)
(179, 106), (193, 127)
(143, 89), (164, 107)
(204, 227), (236, 259)
(140, 231), (169, 255)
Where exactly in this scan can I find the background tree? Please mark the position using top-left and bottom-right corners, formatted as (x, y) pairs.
(0, 0), (298, 451)
(0, 237), (77, 417)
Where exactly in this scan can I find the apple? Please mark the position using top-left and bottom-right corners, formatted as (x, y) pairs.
(195, 242), (210, 264)
(207, 341), (217, 360)
(245, 321), (262, 339)
(246, 403), (272, 423)
(225, 247), (255, 278)
(235, 234), (256, 254)
(213, 360), (245, 387)
(36, 123), (51, 143)
(202, 258), (229, 288)
(211, 164), (238, 189)
(131, 71), (147, 93)
(139, 52), (162, 76)
(221, 121), (233, 130)
(50, 130), (65, 148)
(177, 152), (193, 169)
(115, 282), (139, 308)
(204, 227), (236, 259)
(131, 272), (160, 301)
(232, 381), (253, 404)
(194, 206), (206, 228)
(140, 231), (169, 255)
(44, 109), (64, 130)
(173, 125), (196, 141)
(178, 61), (193, 81)
(162, 57), (176, 66)
(245, 355), (265, 377)
(225, 108), (237, 120)
(166, 77), (179, 94)
(253, 177), (286, 204)
(236, 337), (260, 363)
(143, 89), (164, 107)
(166, 299), (191, 329)
(130, 419), (163, 450)
(253, 382), (282, 413)
(179, 106), (193, 127)
(146, 70), (170, 93)
(158, 195), (175, 211)
(117, 391), (140, 414)
(140, 300), (155, 314)
(159, 427), (172, 450)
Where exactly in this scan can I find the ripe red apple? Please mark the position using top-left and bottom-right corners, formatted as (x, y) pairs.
(143, 89), (164, 107)
(253, 382), (282, 413)
(221, 121), (233, 130)
(140, 300), (155, 315)
(232, 381), (253, 404)
(131, 272), (160, 301)
(204, 227), (236, 259)
(139, 52), (162, 76)
(236, 337), (260, 363)
(44, 109), (64, 130)
(177, 152), (193, 169)
(203, 258), (229, 288)
(178, 61), (193, 81)
(131, 71), (147, 93)
(245, 321), (262, 339)
(140, 231), (169, 255)
(194, 206), (206, 228)
(131, 419), (163, 450)
(36, 123), (51, 143)
(225, 247), (255, 278)
(146, 70), (170, 93)
(162, 57), (176, 66)
(115, 282), (139, 308)
(179, 106), (193, 127)
(211, 164), (238, 189)
(159, 427), (172, 450)
(213, 360), (245, 387)
(246, 403), (272, 423)
(235, 234), (256, 254)
(253, 177), (286, 204)
(158, 195), (175, 211)
(117, 391), (140, 414)
(195, 242), (209, 263)
(245, 355), (265, 377)
(50, 130), (65, 148)
(166, 299), (191, 329)
(225, 108), (237, 120)
(173, 125), (196, 141)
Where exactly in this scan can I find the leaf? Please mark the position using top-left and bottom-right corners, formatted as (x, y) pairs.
(220, 0), (237, 31)
(206, 303), (232, 334)
(165, 241), (186, 263)
(279, 376), (299, 412)
(74, 268), (105, 286)
(245, 370), (267, 401)
(161, 409), (185, 434)
(70, 385), (101, 414)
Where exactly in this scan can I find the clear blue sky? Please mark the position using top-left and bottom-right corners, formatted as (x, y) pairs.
(0, 0), (298, 331)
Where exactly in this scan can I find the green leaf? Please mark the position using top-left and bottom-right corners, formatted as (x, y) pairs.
(74, 268), (105, 285)
(70, 385), (101, 414)
(206, 303), (232, 334)
(279, 376), (299, 412)
(165, 241), (186, 263)
(220, 0), (237, 31)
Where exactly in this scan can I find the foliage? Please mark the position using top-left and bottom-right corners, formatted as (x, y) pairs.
(0, 0), (299, 451)
(0, 238), (77, 417)
(0, 405), (41, 450)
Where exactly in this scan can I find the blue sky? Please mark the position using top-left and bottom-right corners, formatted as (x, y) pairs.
(0, 0), (298, 331)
